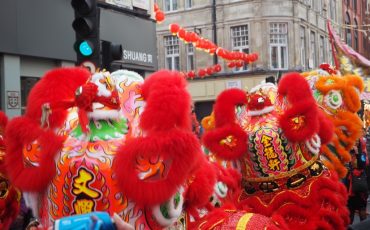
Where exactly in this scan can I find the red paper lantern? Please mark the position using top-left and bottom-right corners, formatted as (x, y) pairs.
(235, 61), (244, 68)
(154, 3), (159, 12)
(169, 24), (180, 34)
(224, 51), (232, 60)
(177, 28), (186, 40)
(188, 71), (196, 79)
(189, 32), (199, 43)
(184, 31), (192, 43)
(198, 69), (206, 78)
(206, 67), (214, 75)
(155, 11), (165, 23)
(216, 48), (226, 58)
(213, 64), (222, 72)
(227, 62), (236, 68)
(250, 53), (259, 62)
(242, 54), (250, 63)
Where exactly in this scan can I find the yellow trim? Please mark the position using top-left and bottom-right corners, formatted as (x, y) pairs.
(245, 155), (319, 183)
(236, 213), (254, 230)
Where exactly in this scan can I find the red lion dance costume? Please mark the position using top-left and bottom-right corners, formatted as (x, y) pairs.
(0, 111), (20, 229)
(3, 67), (284, 230)
(202, 72), (351, 230)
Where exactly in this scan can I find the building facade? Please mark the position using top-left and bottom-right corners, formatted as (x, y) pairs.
(0, 0), (157, 117)
(362, 0), (370, 59)
(342, 0), (368, 58)
(155, 0), (343, 119)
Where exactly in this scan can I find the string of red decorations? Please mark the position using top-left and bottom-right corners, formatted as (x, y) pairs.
(154, 4), (259, 80)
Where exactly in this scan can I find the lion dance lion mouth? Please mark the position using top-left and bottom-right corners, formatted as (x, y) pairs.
(303, 71), (364, 178)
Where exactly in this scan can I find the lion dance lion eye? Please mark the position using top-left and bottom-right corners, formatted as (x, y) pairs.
(0, 180), (9, 199)
(325, 90), (342, 110)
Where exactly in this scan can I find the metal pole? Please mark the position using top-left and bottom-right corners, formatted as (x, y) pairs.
(212, 0), (218, 64)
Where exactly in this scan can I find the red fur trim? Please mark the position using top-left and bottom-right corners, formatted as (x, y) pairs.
(5, 117), (65, 191)
(114, 130), (201, 206)
(239, 171), (349, 230)
(278, 72), (313, 104)
(185, 159), (217, 209)
(0, 111), (7, 158)
(140, 70), (191, 132)
(216, 165), (242, 193)
(213, 88), (247, 127)
(279, 99), (318, 142)
(0, 185), (20, 230)
(0, 111), (8, 130)
(202, 124), (248, 160)
(317, 110), (334, 144)
(25, 67), (90, 128)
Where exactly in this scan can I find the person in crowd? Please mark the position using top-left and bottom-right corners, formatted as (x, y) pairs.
(346, 135), (369, 223)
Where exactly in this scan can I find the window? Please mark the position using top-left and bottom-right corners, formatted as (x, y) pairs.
(345, 12), (352, 47)
(231, 25), (249, 71)
(330, 0), (337, 21)
(185, 0), (192, 9)
(269, 23), (288, 70)
(328, 38), (333, 65)
(164, 0), (178, 12)
(316, 0), (323, 13)
(310, 31), (316, 68)
(21, 77), (40, 114)
(186, 43), (194, 71)
(305, 0), (313, 8)
(300, 26), (306, 69)
(353, 0), (357, 12)
(354, 18), (358, 50)
(319, 35), (325, 64)
(164, 35), (180, 71)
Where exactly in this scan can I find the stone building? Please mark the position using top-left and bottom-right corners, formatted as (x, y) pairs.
(361, 0), (370, 59)
(155, 0), (342, 119)
(342, 0), (368, 58)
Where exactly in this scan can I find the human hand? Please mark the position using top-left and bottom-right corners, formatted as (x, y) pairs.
(112, 213), (134, 230)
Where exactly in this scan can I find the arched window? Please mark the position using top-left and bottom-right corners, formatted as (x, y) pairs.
(345, 12), (352, 47)
(354, 18), (358, 50)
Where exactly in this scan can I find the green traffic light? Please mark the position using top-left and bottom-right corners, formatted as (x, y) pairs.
(79, 40), (93, 56)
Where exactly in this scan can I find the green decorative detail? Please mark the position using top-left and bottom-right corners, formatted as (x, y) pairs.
(71, 118), (128, 141)
(173, 192), (182, 209)
(160, 203), (170, 219)
(332, 94), (339, 103)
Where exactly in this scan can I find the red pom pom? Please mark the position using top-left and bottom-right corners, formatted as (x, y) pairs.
(114, 130), (201, 206)
(202, 124), (248, 160)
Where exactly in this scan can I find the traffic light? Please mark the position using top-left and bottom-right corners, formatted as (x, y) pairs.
(101, 41), (123, 71)
(71, 0), (100, 67)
